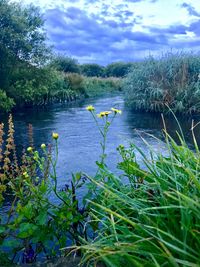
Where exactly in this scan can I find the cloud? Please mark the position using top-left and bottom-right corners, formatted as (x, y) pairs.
(42, 0), (200, 64)
(188, 20), (200, 36)
(148, 24), (188, 35)
(181, 2), (200, 17)
(45, 6), (171, 64)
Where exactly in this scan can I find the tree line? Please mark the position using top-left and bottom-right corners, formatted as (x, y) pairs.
(50, 56), (134, 78)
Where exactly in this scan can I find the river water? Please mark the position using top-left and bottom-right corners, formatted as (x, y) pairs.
(2, 94), (200, 193)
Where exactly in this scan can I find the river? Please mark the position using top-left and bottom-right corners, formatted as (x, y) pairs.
(2, 94), (200, 194)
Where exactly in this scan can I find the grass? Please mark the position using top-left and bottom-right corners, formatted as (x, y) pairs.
(123, 52), (200, 114)
(83, 77), (122, 97)
(70, 113), (200, 266)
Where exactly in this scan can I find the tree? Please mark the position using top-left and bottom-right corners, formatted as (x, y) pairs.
(50, 55), (80, 73)
(105, 62), (133, 77)
(80, 63), (104, 77)
(0, 0), (50, 90)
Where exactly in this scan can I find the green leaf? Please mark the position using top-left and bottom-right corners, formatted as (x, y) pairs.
(18, 223), (38, 238)
(2, 239), (21, 248)
(40, 179), (47, 194)
(0, 226), (6, 234)
(36, 211), (47, 226)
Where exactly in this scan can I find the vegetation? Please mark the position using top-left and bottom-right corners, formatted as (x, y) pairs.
(0, 115), (87, 264)
(0, 0), (51, 110)
(0, 109), (200, 266)
(0, 0), (121, 114)
(105, 62), (133, 77)
(83, 77), (122, 97)
(50, 55), (80, 74)
(123, 52), (200, 114)
(80, 63), (104, 77)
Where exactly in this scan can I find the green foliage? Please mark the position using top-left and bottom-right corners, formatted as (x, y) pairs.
(0, 90), (15, 112)
(50, 55), (80, 73)
(83, 77), (122, 97)
(105, 62), (133, 77)
(0, 0), (123, 113)
(80, 63), (105, 77)
(64, 73), (86, 96)
(124, 52), (200, 114)
(76, 118), (200, 266)
(0, 119), (87, 264)
(0, 0), (49, 90)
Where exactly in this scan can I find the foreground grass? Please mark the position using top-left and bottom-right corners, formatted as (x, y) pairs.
(71, 111), (200, 266)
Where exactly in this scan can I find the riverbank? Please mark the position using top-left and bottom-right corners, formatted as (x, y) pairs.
(0, 74), (122, 114)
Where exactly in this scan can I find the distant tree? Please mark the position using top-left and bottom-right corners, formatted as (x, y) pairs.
(105, 62), (133, 77)
(50, 55), (80, 73)
(80, 63), (105, 77)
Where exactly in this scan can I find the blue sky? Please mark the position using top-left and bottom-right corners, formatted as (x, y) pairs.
(18, 0), (200, 64)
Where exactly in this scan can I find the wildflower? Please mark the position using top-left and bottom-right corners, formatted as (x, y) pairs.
(97, 111), (112, 118)
(27, 147), (33, 153)
(104, 111), (112, 116)
(52, 132), (59, 140)
(41, 143), (46, 149)
(86, 105), (95, 111)
(111, 108), (122, 114)
(23, 172), (29, 178)
(97, 112), (105, 118)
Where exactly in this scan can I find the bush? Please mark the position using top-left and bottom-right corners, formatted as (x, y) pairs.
(50, 55), (80, 73)
(64, 73), (86, 96)
(123, 52), (200, 114)
(80, 63), (105, 77)
(105, 62), (133, 77)
(0, 89), (15, 112)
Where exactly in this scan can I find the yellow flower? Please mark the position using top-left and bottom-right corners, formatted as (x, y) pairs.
(52, 132), (59, 140)
(97, 112), (105, 118)
(23, 172), (29, 178)
(104, 111), (112, 116)
(27, 146), (33, 153)
(86, 105), (95, 111)
(111, 108), (122, 114)
(97, 111), (112, 118)
(41, 143), (46, 149)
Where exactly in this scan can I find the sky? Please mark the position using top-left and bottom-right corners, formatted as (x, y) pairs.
(17, 0), (200, 65)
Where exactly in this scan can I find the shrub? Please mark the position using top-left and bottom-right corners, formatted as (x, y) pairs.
(80, 63), (105, 77)
(0, 89), (15, 112)
(64, 73), (86, 96)
(105, 62), (133, 77)
(50, 55), (80, 74)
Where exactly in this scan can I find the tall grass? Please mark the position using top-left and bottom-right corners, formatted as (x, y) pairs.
(124, 52), (200, 114)
(71, 116), (200, 266)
